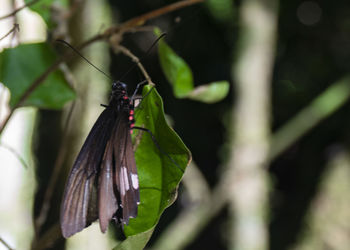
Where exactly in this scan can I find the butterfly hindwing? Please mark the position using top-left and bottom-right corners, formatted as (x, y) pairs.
(98, 118), (120, 232)
(113, 112), (140, 225)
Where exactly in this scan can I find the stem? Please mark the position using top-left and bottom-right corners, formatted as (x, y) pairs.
(0, 0), (39, 20)
(115, 45), (153, 85)
(104, 0), (204, 36)
(228, 0), (278, 249)
(270, 76), (350, 160)
(0, 237), (14, 250)
(0, 23), (19, 41)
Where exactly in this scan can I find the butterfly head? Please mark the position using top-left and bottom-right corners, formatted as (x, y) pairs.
(112, 81), (127, 91)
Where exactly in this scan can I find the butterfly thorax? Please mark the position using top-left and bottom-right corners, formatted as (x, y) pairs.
(109, 81), (135, 132)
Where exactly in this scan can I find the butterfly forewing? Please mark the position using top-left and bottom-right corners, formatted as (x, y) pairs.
(60, 108), (116, 238)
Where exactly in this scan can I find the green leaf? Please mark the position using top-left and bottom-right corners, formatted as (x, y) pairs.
(155, 29), (229, 103)
(158, 37), (194, 98)
(187, 81), (230, 103)
(122, 85), (190, 241)
(113, 226), (155, 250)
(0, 43), (76, 109)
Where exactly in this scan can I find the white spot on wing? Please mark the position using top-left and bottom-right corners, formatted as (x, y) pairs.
(131, 173), (139, 189)
(120, 171), (125, 196)
(122, 167), (130, 191)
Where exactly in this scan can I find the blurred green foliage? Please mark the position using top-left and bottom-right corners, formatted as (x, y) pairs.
(0, 43), (75, 109)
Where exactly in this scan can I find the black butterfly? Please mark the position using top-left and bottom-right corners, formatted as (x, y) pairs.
(60, 81), (143, 238)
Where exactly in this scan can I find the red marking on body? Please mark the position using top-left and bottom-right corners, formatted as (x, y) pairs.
(130, 124), (134, 134)
(123, 96), (128, 100)
(130, 110), (134, 115)
(129, 116), (133, 121)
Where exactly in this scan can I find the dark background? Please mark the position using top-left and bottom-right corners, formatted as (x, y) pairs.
(107, 1), (350, 249)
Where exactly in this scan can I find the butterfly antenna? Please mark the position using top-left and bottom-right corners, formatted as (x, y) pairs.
(118, 33), (167, 82)
(56, 39), (113, 81)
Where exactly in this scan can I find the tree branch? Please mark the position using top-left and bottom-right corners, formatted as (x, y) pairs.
(227, 0), (279, 249)
(270, 76), (350, 160)
(0, 0), (40, 20)
(113, 44), (153, 85)
(0, 24), (19, 41)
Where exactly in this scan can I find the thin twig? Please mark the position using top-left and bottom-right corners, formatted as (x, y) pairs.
(0, 142), (29, 168)
(104, 0), (204, 36)
(0, 24), (19, 41)
(115, 45), (153, 85)
(0, 237), (14, 250)
(0, 43), (82, 134)
(126, 25), (158, 33)
(0, 55), (66, 135)
(0, 0), (40, 20)
(270, 76), (350, 160)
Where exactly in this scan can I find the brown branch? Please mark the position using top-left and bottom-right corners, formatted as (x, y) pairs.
(0, 0), (40, 20)
(104, 0), (204, 36)
(0, 24), (19, 41)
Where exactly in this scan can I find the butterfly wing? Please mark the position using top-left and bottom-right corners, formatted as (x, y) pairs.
(113, 112), (140, 225)
(60, 107), (116, 238)
(98, 136), (118, 232)
(98, 111), (140, 231)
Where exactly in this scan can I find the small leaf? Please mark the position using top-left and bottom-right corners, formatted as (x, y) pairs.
(187, 81), (230, 103)
(0, 43), (76, 109)
(157, 35), (194, 98)
(124, 85), (191, 238)
(155, 29), (229, 103)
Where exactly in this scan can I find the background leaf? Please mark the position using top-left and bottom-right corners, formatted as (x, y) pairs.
(123, 85), (191, 238)
(0, 43), (76, 109)
(156, 29), (229, 103)
(158, 37), (194, 98)
(187, 81), (230, 103)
